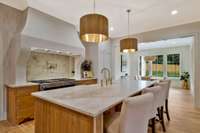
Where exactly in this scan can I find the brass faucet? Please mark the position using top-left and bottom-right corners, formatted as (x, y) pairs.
(100, 68), (112, 87)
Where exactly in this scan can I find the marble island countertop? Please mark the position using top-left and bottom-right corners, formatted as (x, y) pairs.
(32, 79), (155, 117)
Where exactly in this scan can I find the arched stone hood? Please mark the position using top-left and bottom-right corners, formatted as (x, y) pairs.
(21, 7), (85, 56)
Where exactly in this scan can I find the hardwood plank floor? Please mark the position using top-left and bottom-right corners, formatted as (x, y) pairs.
(0, 121), (34, 133)
(0, 88), (200, 133)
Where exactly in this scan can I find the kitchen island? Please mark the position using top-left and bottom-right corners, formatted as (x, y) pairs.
(32, 79), (155, 133)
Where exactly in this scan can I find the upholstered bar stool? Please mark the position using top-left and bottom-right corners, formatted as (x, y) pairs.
(160, 80), (171, 121)
(154, 81), (169, 132)
(104, 93), (154, 133)
(142, 86), (164, 133)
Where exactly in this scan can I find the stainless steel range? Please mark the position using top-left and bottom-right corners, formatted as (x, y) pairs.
(31, 78), (76, 91)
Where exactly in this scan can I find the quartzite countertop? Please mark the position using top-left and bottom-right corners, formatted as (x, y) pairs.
(32, 79), (155, 117)
(6, 82), (39, 88)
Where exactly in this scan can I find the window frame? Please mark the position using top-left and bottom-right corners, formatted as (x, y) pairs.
(139, 53), (181, 79)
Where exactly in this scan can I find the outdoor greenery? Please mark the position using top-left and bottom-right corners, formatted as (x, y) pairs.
(168, 72), (180, 77)
(146, 70), (149, 76)
(153, 71), (163, 77)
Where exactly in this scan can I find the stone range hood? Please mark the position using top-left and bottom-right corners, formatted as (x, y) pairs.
(21, 7), (85, 56)
(5, 7), (85, 84)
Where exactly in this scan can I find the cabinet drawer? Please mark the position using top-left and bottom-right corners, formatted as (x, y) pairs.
(16, 86), (39, 97)
(17, 107), (34, 121)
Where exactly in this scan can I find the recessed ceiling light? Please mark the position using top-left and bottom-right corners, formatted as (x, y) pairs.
(171, 10), (178, 15)
(110, 27), (114, 31)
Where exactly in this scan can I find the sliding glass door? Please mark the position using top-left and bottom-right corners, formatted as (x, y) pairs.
(152, 55), (164, 77)
(167, 54), (180, 77)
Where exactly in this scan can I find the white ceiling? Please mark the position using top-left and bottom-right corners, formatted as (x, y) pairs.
(2, 0), (200, 38)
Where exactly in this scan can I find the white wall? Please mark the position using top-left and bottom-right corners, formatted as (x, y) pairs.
(98, 40), (112, 79)
(84, 40), (112, 80)
(129, 53), (140, 78)
(85, 44), (99, 77)
(111, 43), (121, 80)
(0, 31), (4, 120)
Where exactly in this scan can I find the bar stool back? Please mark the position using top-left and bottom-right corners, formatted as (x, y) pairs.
(105, 93), (154, 133)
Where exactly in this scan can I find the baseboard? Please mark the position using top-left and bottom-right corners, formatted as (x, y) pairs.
(0, 111), (6, 121)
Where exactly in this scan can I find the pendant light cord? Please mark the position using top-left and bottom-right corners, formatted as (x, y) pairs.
(93, 0), (96, 13)
(127, 9), (131, 38)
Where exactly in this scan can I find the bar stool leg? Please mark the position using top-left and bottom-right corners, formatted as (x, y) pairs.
(152, 117), (156, 133)
(157, 108), (161, 120)
(161, 106), (166, 132)
(165, 99), (170, 121)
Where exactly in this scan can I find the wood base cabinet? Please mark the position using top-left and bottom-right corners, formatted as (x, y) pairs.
(7, 84), (39, 125)
(34, 98), (103, 133)
(75, 79), (97, 85)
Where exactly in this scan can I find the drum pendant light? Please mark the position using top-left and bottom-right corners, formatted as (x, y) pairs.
(120, 9), (138, 53)
(80, 0), (109, 43)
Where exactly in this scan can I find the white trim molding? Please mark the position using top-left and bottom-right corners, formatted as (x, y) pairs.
(0, 32), (4, 120)
(193, 33), (200, 107)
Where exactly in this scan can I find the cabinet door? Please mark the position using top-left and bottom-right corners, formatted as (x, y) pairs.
(17, 95), (35, 110)
(16, 86), (39, 97)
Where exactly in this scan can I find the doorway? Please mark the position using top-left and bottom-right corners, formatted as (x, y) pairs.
(138, 37), (193, 90)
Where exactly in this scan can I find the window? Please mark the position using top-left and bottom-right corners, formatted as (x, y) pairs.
(139, 54), (180, 78)
(152, 55), (164, 77)
(121, 55), (128, 72)
(145, 61), (149, 76)
(139, 56), (142, 75)
(140, 55), (163, 77)
(167, 54), (180, 77)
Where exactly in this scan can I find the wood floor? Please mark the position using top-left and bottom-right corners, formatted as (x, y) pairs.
(0, 88), (200, 133)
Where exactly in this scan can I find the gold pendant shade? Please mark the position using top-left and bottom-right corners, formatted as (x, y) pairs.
(120, 38), (138, 53)
(80, 14), (109, 43)
(120, 9), (138, 53)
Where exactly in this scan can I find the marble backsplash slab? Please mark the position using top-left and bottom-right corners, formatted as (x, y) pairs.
(27, 52), (75, 81)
